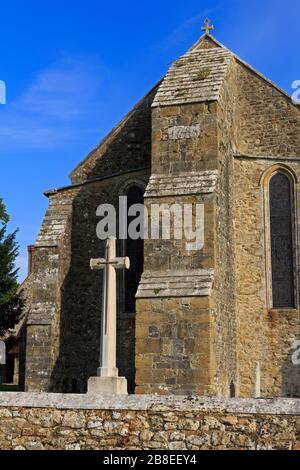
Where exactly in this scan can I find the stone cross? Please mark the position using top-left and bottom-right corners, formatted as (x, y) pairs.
(88, 238), (130, 394)
(201, 18), (214, 34)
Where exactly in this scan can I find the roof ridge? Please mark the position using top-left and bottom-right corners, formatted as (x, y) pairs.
(189, 33), (298, 107)
(188, 32), (227, 52)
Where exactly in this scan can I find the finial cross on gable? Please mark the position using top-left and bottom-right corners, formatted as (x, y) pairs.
(201, 18), (214, 35)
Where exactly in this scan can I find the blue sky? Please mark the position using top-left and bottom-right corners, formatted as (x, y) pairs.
(0, 0), (299, 281)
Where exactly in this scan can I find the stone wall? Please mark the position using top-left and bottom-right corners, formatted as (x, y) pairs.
(25, 189), (76, 392)
(0, 393), (300, 450)
(24, 84), (156, 393)
(211, 60), (239, 397)
(70, 87), (156, 184)
(25, 169), (149, 394)
(233, 158), (300, 397)
(24, 77), (157, 393)
(232, 60), (300, 397)
(237, 62), (300, 158)
(135, 102), (219, 395)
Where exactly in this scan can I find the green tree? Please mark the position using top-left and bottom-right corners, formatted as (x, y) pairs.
(0, 197), (24, 337)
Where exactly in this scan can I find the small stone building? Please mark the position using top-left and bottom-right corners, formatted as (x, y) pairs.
(23, 31), (300, 398)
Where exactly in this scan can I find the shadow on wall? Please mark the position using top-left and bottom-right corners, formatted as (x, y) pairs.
(70, 87), (156, 185)
(281, 339), (300, 397)
(49, 188), (102, 394)
(47, 89), (155, 394)
(48, 175), (148, 394)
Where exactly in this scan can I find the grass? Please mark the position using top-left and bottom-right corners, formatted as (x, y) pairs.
(193, 69), (211, 81)
(175, 90), (187, 97)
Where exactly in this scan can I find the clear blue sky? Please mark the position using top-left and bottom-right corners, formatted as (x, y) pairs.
(0, 0), (299, 281)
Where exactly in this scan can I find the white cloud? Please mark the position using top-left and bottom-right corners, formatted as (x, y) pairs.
(0, 54), (109, 149)
(21, 56), (105, 119)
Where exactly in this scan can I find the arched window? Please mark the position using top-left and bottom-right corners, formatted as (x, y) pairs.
(125, 186), (144, 312)
(269, 172), (295, 308)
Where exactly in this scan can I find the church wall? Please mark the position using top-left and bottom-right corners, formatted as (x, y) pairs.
(25, 170), (150, 394)
(210, 62), (239, 397)
(151, 103), (218, 174)
(237, 63), (300, 157)
(70, 88), (156, 184)
(25, 190), (76, 392)
(233, 63), (300, 397)
(136, 103), (219, 395)
(52, 170), (149, 394)
(24, 85), (156, 393)
(234, 158), (300, 397)
(136, 296), (213, 396)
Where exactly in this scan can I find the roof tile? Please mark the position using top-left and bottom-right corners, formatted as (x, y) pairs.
(152, 47), (233, 107)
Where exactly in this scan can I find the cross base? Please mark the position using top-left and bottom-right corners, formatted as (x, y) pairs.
(97, 367), (119, 378)
(87, 376), (128, 395)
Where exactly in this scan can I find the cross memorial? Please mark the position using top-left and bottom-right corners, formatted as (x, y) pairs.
(88, 238), (130, 395)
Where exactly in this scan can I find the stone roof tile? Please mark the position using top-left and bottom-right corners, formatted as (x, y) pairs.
(152, 46), (233, 107)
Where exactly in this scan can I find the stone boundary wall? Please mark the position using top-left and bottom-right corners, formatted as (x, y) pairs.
(0, 393), (300, 450)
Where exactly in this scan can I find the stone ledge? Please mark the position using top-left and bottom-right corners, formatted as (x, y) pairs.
(136, 270), (214, 298)
(1, 393), (300, 415)
(145, 171), (218, 198)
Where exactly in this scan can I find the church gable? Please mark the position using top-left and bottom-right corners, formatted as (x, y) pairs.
(190, 33), (223, 50)
(70, 32), (299, 186)
(235, 59), (300, 157)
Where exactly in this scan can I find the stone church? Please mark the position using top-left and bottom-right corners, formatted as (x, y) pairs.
(21, 27), (300, 398)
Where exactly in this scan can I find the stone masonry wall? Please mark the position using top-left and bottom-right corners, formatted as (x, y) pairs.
(233, 158), (300, 397)
(233, 61), (300, 397)
(70, 87), (156, 184)
(237, 63), (300, 158)
(210, 61), (239, 397)
(25, 170), (150, 394)
(25, 85), (156, 393)
(0, 393), (300, 450)
(48, 170), (149, 394)
(136, 297), (213, 396)
(25, 189), (76, 392)
(136, 102), (219, 395)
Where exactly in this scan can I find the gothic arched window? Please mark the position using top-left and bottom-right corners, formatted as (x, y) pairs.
(269, 172), (295, 308)
(125, 186), (144, 312)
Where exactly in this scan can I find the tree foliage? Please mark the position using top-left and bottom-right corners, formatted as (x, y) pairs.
(0, 197), (24, 337)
